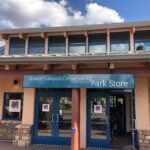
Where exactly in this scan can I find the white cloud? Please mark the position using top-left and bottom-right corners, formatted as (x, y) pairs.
(0, 0), (124, 28)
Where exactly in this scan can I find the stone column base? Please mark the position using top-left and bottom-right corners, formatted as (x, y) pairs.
(13, 124), (32, 147)
(138, 130), (150, 150)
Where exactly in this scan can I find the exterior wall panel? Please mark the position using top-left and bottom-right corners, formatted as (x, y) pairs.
(22, 88), (35, 125)
(135, 76), (150, 129)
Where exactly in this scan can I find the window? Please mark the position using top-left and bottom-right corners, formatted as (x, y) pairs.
(48, 35), (65, 54)
(134, 30), (150, 51)
(3, 93), (23, 120)
(0, 39), (5, 55)
(9, 37), (25, 55)
(88, 33), (107, 53)
(69, 35), (85, 54)
(110, 32), (130, 52)
(28, 36), (45, 54)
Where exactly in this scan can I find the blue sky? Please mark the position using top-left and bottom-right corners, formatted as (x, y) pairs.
(68, 0), (150, 22)
(0, 0), (149, 29)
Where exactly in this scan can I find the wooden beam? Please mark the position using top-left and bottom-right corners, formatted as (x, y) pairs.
(41, 32), (47, 38)
(65, 32), (68, 55)
(42, 64), (49, 71)
(19, 33), (27, 39)
(107, 29), (110, 55)
(4, 65), (17, 70)
(85, 31), (88, 53)
(1, 34), (9, 40)
(64, 31), (68, 37)
(4, 65), (10, 70)
(108, 63), (115, 69)
(129, 27), (135, 53)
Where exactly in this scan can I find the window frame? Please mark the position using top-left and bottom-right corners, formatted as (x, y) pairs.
(28, 36), (45, 54)
(2, 92), (24, 121)
(9, 37), (25, 55)
(110, 32), (130, 53)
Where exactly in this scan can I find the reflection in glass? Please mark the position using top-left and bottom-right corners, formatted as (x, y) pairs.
(110, 32), (130, 52)
(59, 97), (72, 137)
(48, 36), (65, 54)
(90, 97), (106, 139)
(69, 35), (85, 54)
(28, 36), (45, 54)
(134, 30), (150, 51)
(38, 96), (53, 136)
(135, 40), (150, 51)
(9, 37), (25, 55)
(88, 33), (107, 53)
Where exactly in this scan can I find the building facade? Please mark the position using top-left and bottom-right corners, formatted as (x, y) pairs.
(0, 21), (150, 150)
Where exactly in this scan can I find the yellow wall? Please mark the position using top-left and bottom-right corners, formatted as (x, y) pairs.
(135, 76), (150, 130)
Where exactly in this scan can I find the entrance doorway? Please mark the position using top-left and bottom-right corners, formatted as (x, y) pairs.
(110, 94), (132, 148)
(32, 89), (72, 145)
(87, 90), (110, 148)
(87, 89), (134, 149)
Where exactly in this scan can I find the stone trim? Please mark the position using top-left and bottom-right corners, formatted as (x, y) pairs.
(13, 124), (32, 147)
(138, 130), (150, 150)
(0, 121), (19, 141)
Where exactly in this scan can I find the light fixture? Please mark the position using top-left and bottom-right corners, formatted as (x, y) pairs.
(13, 80), (19, 86)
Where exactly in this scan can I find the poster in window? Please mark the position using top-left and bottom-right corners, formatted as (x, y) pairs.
(9, 100), (21, 112)
(42, 104), (50, 112)
(94, 105), (102, 114)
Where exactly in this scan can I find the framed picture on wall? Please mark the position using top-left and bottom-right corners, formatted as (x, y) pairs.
(9, 100), (21, 112)
(94, 105), (102, 114)
(42, 104), (50, 112)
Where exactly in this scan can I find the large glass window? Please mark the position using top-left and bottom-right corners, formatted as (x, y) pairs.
(9, 37), (25, 55)
(110, 32), (130, 52)
(28, 36), (45, 54)
(0, 39), (5, 55)
(48, 35), (65, 54)
(3, 93), (23, 120)
(88, 33), (107, 53)
(134, 30), (150, 51)
(69, 35), (85, 54)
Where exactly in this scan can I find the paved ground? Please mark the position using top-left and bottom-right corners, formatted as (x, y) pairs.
(0, 142), (119, 150)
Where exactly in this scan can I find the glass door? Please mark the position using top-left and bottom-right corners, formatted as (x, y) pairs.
(33, 92), (56, 144)
(33, 90), (72, 145)
(87, 92), (110, 148)
(55, 93), (72, 145)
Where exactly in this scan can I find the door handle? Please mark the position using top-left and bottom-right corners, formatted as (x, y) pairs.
(52, 114), (55, 123)
(56, 114), (59, 123)
(106, 116), (109, 125)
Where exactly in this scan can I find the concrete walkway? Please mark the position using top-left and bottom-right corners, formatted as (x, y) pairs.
(0, 142), (119, 150)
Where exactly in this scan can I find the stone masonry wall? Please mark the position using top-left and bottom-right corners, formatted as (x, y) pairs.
(13, 124), (32, 147)
(138, 130), (150, 150)
(0, 121), (19, 141)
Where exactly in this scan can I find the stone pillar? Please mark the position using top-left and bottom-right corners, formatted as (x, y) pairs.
(138, 130), (150, 150)
(13, 124), (32, 147)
